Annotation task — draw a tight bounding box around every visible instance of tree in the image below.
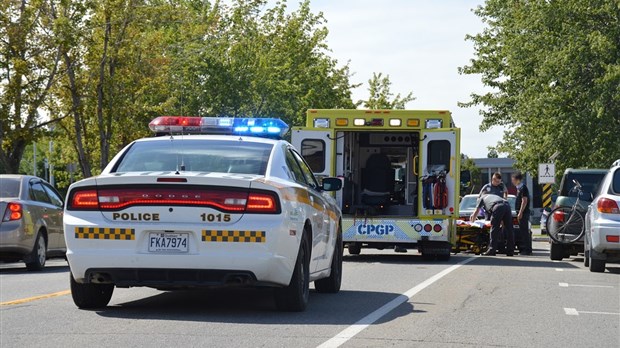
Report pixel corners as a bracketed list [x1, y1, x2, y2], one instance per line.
[359, 72, 415, 109]
[0, 0, 61, 173]
[487, 148, 499, 158]
[459, 0, 620, 175]
[461, 154, 482, 195]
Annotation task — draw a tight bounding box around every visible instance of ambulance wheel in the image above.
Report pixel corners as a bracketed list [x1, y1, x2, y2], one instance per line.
[70, 273, 114, 309]
[315, 227, 343, 293]
[347, 243, 361, 255]
[275, 234, 310, 312]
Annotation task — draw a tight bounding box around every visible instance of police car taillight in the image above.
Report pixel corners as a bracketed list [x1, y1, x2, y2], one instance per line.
[149, 116, 289, 138]
[69, 187, 280, 214]
[246, 193, 278, 213]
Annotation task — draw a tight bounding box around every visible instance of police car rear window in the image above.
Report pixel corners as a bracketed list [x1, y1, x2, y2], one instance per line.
[114, 140, 273, 175]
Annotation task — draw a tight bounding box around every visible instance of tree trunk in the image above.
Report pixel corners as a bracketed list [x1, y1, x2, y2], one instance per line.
[97, 12, 111, 170]
[63, 52, 92, 178]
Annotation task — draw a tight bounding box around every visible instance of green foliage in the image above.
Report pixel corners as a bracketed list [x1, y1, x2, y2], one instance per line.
[359, 72, 415, 110]
[460, 0, 620, 175]
[0, 0, 61, 173]
[461, 154, 482, 195]
[1, 0, 357, 178]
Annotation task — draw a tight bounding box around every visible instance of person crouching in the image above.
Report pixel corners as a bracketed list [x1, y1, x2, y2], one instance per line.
[470, 192, 514, 256]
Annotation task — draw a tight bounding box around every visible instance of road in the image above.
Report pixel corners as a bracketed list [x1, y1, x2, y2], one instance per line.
[1, 241, 619, 348]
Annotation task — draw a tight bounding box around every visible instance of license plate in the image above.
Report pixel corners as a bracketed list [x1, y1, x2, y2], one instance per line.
[148, 232, 189, 253]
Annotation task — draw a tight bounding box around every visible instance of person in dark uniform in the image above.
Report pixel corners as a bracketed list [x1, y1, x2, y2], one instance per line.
[479, 172, 508, 199]
[470, 193, 514, 256]
[512, 171, 532, 255]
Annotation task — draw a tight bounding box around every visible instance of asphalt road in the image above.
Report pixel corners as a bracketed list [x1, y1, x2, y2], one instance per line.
[1, 242, 619, 348]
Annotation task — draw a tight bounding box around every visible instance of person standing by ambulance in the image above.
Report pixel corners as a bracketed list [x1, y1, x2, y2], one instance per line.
[512, 172, 532, 255]
[479, 172, 508, 199]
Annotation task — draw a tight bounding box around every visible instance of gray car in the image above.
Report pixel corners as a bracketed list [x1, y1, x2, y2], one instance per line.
[0, 175, 66, 270]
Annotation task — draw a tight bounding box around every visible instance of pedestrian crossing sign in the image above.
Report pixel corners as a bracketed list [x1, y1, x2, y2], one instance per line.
[538, 163, 555, 184]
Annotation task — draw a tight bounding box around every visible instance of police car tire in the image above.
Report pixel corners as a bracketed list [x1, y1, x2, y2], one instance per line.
[347, 243, 361, 255]
[275, 236, 310, 312]
[315, 227, 343, 294]
[70, 273, 114, 309]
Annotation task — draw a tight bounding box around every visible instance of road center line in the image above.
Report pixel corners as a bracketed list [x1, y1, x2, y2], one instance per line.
[564, 308, 620, 316]
[317, 257, 476, 348]
[0, 290, 71, 307]
[559, 282, 614, 288]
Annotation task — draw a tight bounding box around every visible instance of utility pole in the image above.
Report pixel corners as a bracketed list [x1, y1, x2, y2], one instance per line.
[49, 140, 54, 186]
[33, 141, 37, 176]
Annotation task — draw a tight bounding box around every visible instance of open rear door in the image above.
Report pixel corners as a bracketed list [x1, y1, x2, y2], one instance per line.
[419, 128, 460, 217]
[291, 129, 334, 177]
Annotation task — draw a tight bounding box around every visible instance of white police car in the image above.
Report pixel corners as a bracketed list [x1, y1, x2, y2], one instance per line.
[64, 117, 343, 311]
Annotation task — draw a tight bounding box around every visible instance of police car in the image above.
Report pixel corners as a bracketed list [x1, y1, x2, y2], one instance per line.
[64, 117, 343, 312]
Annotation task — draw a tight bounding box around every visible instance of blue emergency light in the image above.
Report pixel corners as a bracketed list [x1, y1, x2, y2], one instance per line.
[149, 116, 289, 138]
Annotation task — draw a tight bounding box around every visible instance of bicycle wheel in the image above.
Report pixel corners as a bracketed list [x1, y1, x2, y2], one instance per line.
[546, 206, 585, 244]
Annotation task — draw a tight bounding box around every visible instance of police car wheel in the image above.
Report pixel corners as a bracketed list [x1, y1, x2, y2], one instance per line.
[70, 273, 114, 309]
[275, 234, 310, 312]
[315, 226, 343, 293]
[347, 243, 361, 255]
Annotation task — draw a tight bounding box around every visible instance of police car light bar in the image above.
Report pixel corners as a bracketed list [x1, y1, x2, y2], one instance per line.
[149, 116, 289, 138]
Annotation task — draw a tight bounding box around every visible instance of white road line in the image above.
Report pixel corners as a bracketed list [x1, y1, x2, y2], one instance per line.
[578, 311, 620, 316]
[564, 308, 620, 316]
[558, 282, 614, 288]
[555, 268, 564, 272]
[317, 257, 476, 348]
[564, 308, 579, 315]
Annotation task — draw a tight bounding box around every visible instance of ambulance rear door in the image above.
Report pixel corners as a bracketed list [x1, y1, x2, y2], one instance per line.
[419, 127, 460, 218]
[291, 129, 334, 178]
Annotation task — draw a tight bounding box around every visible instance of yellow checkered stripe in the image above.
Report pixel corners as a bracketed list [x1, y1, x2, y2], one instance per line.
[74, 227, 135, 240]
[202, 230, 266, 243]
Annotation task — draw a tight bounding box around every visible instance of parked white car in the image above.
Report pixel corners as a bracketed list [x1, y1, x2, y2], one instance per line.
[584, 159, 620, 272]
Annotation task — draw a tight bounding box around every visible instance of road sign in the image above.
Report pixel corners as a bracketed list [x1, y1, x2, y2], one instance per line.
[538, 163, 555, 184]
[542, 184, 553, 208]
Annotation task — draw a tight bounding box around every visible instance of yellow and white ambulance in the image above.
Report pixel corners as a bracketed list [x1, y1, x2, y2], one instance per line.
[292, 109, 461, 260]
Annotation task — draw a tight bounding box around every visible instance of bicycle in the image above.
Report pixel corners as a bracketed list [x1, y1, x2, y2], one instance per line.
[546, 180, 589, 244]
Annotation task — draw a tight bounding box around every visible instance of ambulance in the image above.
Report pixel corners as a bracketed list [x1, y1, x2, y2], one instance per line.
[292, 109, 462, 260]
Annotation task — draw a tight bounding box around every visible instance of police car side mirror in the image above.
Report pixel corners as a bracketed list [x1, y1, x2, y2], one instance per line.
[321, 177, 342, 191]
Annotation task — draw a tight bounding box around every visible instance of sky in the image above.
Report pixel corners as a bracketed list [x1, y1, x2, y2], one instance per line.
[290, 0, 504, 158]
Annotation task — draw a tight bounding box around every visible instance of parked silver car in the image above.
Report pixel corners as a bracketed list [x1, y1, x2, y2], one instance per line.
[0, 175, 66, 270]
[584, 160, 620, 272]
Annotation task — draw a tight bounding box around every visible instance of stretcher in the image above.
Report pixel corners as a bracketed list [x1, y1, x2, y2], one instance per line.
[453, 220, 491, 255]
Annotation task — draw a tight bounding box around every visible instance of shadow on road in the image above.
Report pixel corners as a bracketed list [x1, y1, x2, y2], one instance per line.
[0, 262, 69, 275]
[97, 288, 428, 325]
[344, 251, 581, 269]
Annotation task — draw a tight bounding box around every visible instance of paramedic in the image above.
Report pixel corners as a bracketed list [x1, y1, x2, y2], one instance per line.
[512, 171, 532, 255]
[470, 193, 514, 256]
[479, 172, 508, 199]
